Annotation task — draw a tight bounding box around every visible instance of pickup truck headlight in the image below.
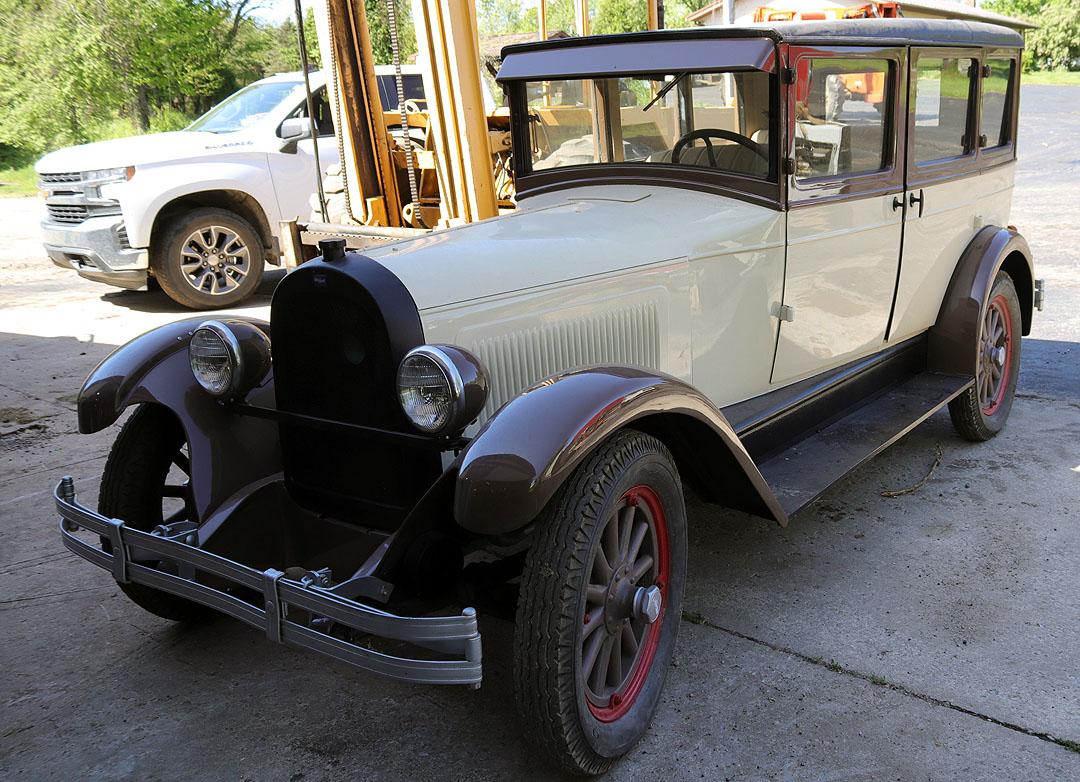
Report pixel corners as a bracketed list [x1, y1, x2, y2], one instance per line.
[81, 166, 135, 185]
[189, 320, 270, 399]
[397, 345, 488, 436]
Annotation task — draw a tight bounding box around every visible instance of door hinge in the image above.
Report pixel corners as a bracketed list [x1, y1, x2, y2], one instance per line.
[781, 67, 796, 85]
[783, 157, 796, 176]
[772, 303, 795, 322]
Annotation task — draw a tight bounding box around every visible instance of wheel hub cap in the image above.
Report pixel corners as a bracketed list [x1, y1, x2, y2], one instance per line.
[179, 224, 251, 296]
[580, 485, 670, 722]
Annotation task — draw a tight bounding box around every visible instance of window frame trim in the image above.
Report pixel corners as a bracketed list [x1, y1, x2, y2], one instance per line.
[906, 47, 983, 186]
[976, 49, 1020, 162]
[784, 45, 907, 208]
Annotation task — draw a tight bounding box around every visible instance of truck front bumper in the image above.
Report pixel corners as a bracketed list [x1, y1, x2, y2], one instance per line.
[42, 217, 150, 291]
[55, 478, 483, 686]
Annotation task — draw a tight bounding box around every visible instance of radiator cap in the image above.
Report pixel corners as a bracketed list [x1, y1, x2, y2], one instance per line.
[319, 238, 347, 263]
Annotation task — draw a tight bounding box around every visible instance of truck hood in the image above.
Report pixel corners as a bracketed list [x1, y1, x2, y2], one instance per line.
[35, 131, 257, 173]
[365, 185, 782, 311]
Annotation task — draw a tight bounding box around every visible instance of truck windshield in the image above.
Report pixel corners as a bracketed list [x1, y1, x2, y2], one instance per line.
[524, 70, 772, 179]
[188, 81, 303, 133]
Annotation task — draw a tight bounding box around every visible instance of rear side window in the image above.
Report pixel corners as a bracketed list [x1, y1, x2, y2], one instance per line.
[793, 58, 892, 180]
[981, 58, 1015, 149]
[912, 56, 976, 163]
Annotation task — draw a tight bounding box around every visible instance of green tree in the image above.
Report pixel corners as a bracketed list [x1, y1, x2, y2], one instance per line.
[365, 0, 417, 64]
[986, 0, 1080, 70]
[592, 0, 648, 35]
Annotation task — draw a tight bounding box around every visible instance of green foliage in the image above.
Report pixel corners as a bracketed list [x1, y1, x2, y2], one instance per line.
[365, 0, 417, 64]
[592, 0, 647, 35]
[986, 0, 1080, 70]
[0, 0, 322, 159]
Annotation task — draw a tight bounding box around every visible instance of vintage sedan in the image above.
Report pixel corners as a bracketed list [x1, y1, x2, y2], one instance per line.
[57, 19, 1039, 775]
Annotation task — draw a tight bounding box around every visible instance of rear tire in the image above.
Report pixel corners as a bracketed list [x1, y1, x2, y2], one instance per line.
[948, 271, 1022, 442]
[152, 207, 264, 310]
[98, 405, 211, 622]
[513, 430, 687, 775]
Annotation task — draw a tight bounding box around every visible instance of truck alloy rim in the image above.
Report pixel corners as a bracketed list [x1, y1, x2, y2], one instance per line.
[180, 225, 252, 296]
[978, 294, 1012, 416]
[580, 484, 669, 722]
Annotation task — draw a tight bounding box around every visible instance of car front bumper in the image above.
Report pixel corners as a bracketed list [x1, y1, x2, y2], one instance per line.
[55, 477, 483, 686]
[42, 216, 150, 291]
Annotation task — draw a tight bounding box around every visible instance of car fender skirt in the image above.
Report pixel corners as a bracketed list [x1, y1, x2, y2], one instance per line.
[454, 367, 788, 534]
[76, 316, 281, 521]
[929, 226, 1033, 376]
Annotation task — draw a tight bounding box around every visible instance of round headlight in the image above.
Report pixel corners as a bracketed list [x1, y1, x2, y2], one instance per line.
[397, 345, 488, 436]
[189, 321, 242, 397]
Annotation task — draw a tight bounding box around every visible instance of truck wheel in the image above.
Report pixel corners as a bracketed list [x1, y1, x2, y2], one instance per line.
[98, 405, 211, 622]
[153, 207, 264, 310]
[948, 271, 1022, 442]
[514, 430, 687, 775]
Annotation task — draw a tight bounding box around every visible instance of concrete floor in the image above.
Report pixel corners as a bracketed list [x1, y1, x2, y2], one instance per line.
[1, 85, 1077, 781]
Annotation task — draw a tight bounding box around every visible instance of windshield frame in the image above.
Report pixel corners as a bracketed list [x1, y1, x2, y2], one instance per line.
[507, 64, 782, 208]
[187, 80, 305, 134]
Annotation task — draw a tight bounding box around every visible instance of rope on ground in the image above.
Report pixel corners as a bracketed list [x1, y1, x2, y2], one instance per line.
[880, 445, 943, 498]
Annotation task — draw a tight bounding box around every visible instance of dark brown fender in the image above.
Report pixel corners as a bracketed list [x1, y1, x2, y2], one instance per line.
[77, 317, 281, 522]
[454, 366, 788, 535]
[929, 226, 1034, 375]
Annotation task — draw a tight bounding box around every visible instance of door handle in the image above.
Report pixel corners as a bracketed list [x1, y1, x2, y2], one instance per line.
[891, 195, 904, 212]
[909, 189, 924, 218]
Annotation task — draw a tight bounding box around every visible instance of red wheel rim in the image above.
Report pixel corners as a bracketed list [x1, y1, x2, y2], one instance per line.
[979, 294, 1013, 416]
[581, 484, 670, 723]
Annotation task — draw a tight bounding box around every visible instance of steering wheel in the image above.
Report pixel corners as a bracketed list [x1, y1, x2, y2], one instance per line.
[671, 129, 768, 167]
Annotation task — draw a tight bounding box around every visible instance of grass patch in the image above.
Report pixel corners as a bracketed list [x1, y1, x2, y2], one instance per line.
[1023, 70, 1080, 86]
[0, 150, 39, 198]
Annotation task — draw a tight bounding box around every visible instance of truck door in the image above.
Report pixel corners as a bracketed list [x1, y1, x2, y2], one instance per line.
[269, 88, 341, 222]
[887, 49, 1018, 343]
[771, 46, 907, 385]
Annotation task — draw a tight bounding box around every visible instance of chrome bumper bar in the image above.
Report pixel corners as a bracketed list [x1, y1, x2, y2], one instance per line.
[55, 477, 482, 686]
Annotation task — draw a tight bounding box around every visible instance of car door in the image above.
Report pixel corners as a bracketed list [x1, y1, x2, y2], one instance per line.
[268, 88, 340, 222]
[771, 47, 907, 385]
[887, 48, 1018, 343]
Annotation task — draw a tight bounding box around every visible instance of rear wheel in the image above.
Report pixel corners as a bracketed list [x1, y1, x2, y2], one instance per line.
[948, 271, 1022, 441]
[152, 207, 264, 310]
[98, 404, 210, 622]
[514, 430, 687, 775]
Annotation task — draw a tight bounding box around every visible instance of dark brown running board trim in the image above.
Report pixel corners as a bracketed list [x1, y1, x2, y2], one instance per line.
[757, 372, 973, 517]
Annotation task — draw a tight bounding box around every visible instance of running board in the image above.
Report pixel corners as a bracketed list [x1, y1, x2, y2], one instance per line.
[757, 372, 973, 517]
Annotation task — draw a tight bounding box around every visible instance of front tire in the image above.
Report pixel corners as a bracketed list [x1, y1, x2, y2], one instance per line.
[152, 207, 264, 310]
[98, 405, 211, 622]
[948, 271, 1022, 441]
[514, 430, 687, 775]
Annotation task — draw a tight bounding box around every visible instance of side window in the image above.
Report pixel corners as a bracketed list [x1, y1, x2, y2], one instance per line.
[793, 58, 892, 180]
[980, 58, 1015, 149]
[912, 56, 976, 163]
[290, 89, 335, 137]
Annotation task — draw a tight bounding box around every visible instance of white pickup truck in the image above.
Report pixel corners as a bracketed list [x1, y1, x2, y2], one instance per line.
[34, 72, 361, 309]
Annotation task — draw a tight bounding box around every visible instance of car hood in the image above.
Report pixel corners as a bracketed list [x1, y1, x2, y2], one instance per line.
[35, 131, 257, 173]
[365, 185, 783, 311]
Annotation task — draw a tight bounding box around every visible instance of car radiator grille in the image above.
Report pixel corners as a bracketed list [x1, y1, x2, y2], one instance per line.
[470, 301, 661, 422]
[46, 204, 90, 224]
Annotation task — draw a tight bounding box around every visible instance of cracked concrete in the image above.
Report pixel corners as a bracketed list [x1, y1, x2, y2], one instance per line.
[0, 85, 1077, 780]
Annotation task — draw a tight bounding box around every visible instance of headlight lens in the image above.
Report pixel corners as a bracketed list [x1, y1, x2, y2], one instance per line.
[397, 347, 458, 433]
[82, 166, 134, 185]
[189, 322, 240, 396]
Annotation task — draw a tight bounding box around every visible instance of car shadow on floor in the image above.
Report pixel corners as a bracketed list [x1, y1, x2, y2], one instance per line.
[99, 268, 287, 314]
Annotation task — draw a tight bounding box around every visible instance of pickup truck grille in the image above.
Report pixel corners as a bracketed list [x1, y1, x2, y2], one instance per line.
[46, 204, 90, 224]
[39, 172, 82, 185]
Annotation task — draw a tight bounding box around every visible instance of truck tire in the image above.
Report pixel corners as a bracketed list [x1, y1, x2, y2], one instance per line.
[153, 207, 264, 310]
[514, 430, 687, 775]
[98, 404, 211, 622]
[949, 271, 1022, 442]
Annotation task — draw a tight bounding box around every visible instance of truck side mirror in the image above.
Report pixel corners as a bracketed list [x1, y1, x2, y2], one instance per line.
[278, 117, 312, 153]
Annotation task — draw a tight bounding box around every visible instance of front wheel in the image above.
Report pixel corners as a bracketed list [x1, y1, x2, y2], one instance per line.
[152, 207, 264, 310]
[513, 430, 687, 775]
[98, 404, 211, 622]
[948, 271, 1022, 441]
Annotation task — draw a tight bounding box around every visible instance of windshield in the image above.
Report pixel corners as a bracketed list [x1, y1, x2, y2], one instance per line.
[523, 70, 773, 179]
[188, 81, 303, 133]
